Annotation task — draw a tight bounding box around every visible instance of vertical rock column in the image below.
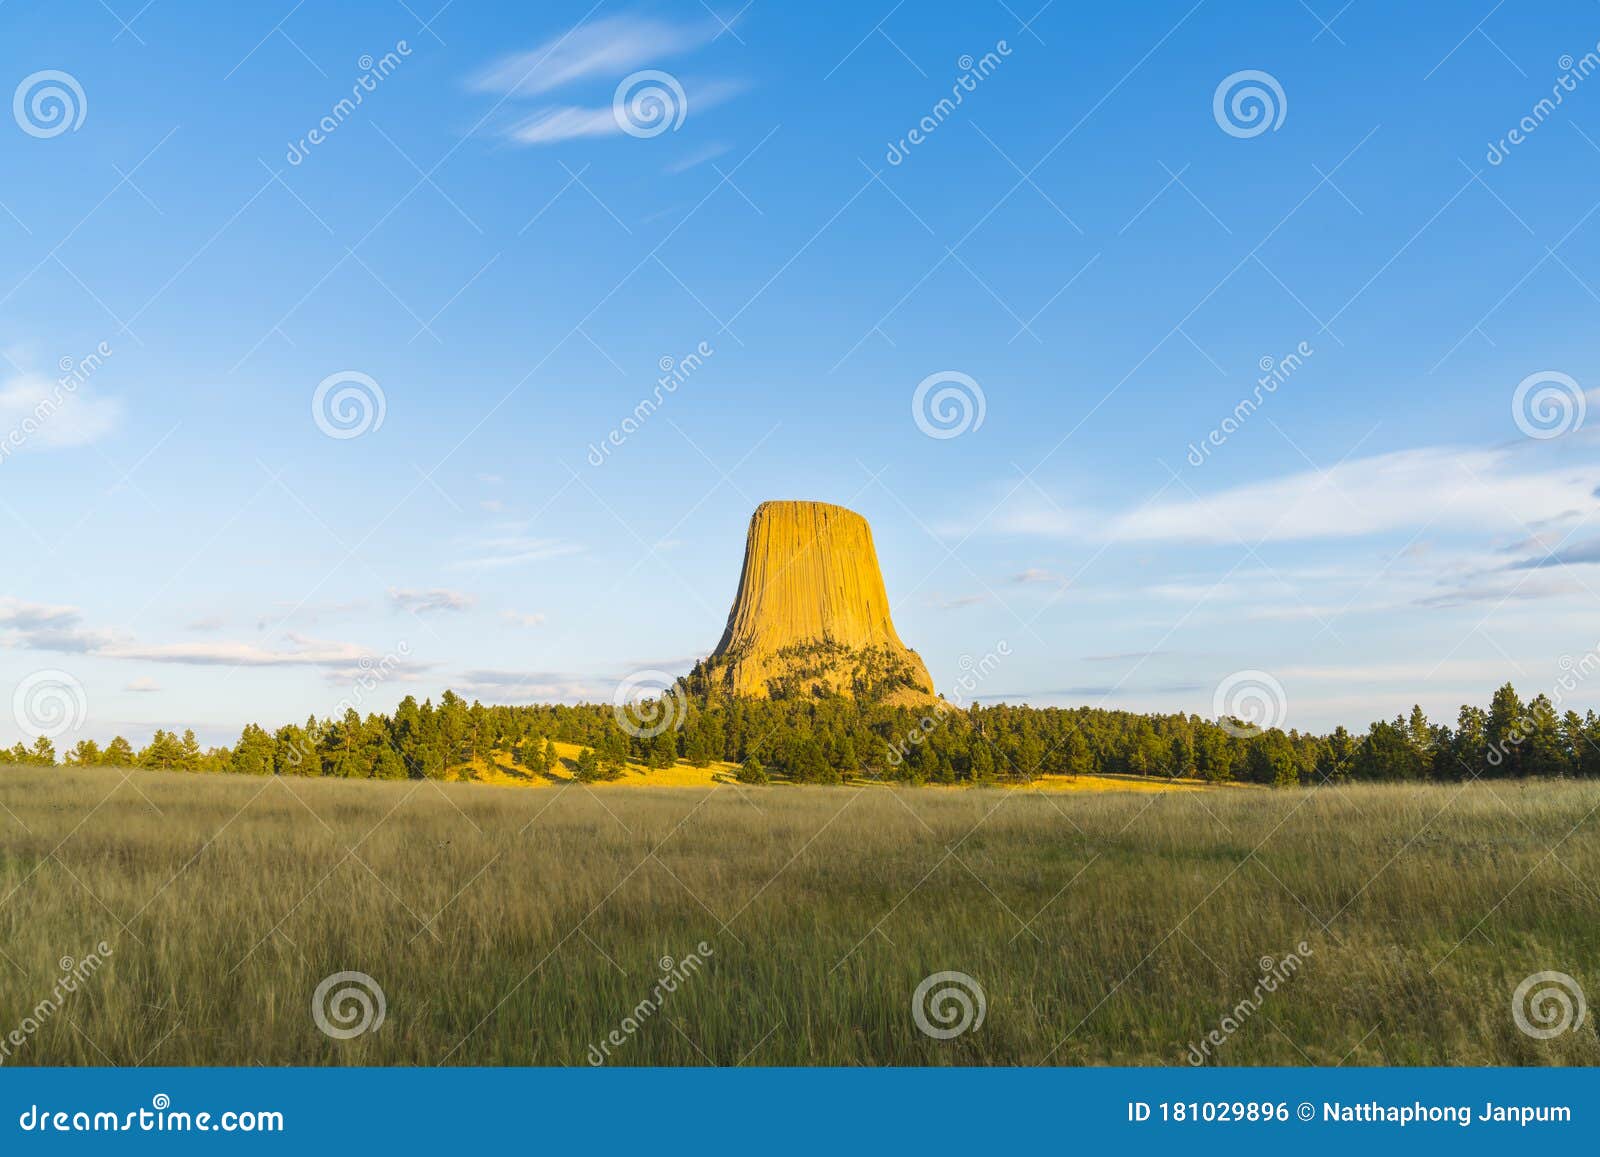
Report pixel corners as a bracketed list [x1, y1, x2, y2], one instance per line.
[705, 501, 935, 701]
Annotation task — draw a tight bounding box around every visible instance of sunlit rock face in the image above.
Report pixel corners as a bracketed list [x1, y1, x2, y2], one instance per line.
[699, 501, 937, 705]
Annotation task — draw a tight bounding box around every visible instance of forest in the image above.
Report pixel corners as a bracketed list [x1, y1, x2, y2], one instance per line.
[2, 680, 1596, 787]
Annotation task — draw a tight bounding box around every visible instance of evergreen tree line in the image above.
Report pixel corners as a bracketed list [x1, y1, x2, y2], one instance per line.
[6, 682, 1600, 788]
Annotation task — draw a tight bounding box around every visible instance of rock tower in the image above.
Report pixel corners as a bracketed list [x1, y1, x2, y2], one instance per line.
[698, 501, 936, 704]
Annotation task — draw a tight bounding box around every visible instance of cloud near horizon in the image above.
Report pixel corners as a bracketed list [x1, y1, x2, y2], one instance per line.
[2, 597, 416, 673]
[454, 668, 605, 703]
[101, 635, 375, 667]
[962, 446, 1600, 547]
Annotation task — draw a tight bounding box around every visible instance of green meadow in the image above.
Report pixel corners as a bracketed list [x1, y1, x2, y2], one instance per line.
[1, 766, 1595, 1066]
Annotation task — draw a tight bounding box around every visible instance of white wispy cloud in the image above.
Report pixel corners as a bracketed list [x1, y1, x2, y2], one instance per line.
[1012, 567, 1067, 586]
[103, 634, 374, 667]
[454, 529, 582, 569]
[321, 661, 430, 685]
[471, 13, 744, 147]
[4, 596, 413, 672]
[454, 654, 701, 703]
[506, 105, 623, 144]
[965, 446, 1600, 546]
[471, 15, 715, 97]
[455, 668, 604, 703]
[0, 596, 113, 652]
[1115, 448, 1598, 544]
[255, 599, 366, 631]
[0, 596, 84, 632]
[501, 611, 547, 627]
[1274, 659, 1545, 684]
[1506, 534, 1600, 569]
[387, 587, 475, 614]
[0, 371, 121, 449]
[664, 140, 731, 174]
[504, 79, 744, 146]
[124, 676, 161, 692]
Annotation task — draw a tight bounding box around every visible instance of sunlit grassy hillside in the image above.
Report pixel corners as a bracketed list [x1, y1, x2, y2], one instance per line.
[461, 740, 1232, 793]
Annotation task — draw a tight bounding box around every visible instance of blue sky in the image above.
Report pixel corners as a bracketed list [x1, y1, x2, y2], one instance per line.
[4, 0, 1600, 745]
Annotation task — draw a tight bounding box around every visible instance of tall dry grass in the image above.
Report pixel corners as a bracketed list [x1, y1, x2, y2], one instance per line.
[1, 766, 1596, 1065]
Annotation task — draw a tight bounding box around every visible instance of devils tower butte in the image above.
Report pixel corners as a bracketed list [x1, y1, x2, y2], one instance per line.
[699, 501, 936, 704]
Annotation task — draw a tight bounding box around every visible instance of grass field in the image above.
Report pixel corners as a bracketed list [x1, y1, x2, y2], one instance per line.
[1, 765, 1596, 1066]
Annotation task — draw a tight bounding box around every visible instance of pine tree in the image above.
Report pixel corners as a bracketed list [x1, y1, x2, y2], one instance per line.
[1060, 727, 1093, 778]
[1581, 712, 1600, 778]
[1014, 733, 1046, 780]
[685, 726, 715, 768]
[1521, 695, 1567, 778]
[273, 724, 311, 775]
[836, 736, 859, 774]
[646, 731, 677, 769]
[373, 745, 407, 780]
[180, 729, 202, 771]
[574, 748, 601, 783]
[1486, 683, 1526, 777]
[139, 729, 185, 770]
[968, 738, 996, 782]
[103, 736, 136, 767]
